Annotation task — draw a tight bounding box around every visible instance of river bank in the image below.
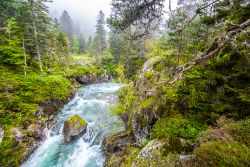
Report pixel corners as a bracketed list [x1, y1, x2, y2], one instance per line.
[22, 83, 125, 167]
[0, 63, 107, 167]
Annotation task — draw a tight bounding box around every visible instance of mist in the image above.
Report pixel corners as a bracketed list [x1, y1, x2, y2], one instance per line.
[47, 0, 178, 38]
[48, 0, 112, 37]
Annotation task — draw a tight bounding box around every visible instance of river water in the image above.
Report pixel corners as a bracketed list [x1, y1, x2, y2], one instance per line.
[22, 83, 125, 167]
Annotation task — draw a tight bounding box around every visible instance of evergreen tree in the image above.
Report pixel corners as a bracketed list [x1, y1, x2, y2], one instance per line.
[60, 10, 74, 37]
[74, 22, 81, 38]
[87, 36, 94, 55]
[79, 34, 86, 53]
[0, 18, 23, 67]
[94, 10, 107, 65]
[108, 30, 122, 64]
[0, 0, 17, 26]
[72, 34, 80, 54]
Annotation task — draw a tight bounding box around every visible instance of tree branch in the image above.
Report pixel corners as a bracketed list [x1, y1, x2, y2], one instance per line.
[167, 18, 250, 85]
[175, 0, 221, 33]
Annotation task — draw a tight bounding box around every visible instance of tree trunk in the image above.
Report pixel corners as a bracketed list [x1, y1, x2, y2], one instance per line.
[31, 0, 44, 78]
[22, 37, 27, 77]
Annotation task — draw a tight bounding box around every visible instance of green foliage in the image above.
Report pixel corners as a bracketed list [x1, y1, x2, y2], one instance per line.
[110, 85, 136, 130]
[226, 119, 250, 147]
[123, 56, 146, 80]
[173, 42, 250, 123]
[141, 139, 149, 147]
[72, 34, 80, 53]
[192, 141, 250, 167]
[110, 103, 126, 116]
[0, 18, 23, 67]
[138, 97, 156, 111]
[115, 64, 126, 82]
[111, 85, 136, 115]
[151, 115, 207, 139]
[144, 71, 154, 80]
[162, 137, 183, 155]
[66, 64, 103, 77]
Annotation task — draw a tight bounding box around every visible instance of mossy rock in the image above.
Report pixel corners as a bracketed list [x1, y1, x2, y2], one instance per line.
[132, 138, 185, 167]
[191, 141, 250, 167]
[102, 131, 137, 167]
[62, 115, 87, 142]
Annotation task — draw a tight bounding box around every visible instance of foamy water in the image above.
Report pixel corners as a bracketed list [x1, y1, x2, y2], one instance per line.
[22, 83, 125, 167]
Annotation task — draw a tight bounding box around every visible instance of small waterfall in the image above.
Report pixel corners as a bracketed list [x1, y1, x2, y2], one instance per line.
[22, 83, 125, 167]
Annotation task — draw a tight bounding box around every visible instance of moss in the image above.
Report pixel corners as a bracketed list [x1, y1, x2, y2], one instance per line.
[191, 141, 250, 167]
[226, 119, 250, 147]
[139, 97, 155, 110]
[120, 146, 140, 167]
[144, 71, 154, 80]
[151, 115, 207, 139]
[103, 131, 137, 167]
[162, 137, 183, 155]
[66, 115, 87, 130]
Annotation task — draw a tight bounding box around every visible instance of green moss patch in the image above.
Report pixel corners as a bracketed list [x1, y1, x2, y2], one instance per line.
[192, 141, 250, 167]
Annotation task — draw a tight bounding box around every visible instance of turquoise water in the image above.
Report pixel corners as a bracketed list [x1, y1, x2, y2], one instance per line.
[22, 83, 125, 167]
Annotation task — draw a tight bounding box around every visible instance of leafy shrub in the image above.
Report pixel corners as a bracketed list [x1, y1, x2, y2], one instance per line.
[151, 115, 207, 139]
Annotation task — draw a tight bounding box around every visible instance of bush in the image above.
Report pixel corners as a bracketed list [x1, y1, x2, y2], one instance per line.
[151, 115, 207, 139]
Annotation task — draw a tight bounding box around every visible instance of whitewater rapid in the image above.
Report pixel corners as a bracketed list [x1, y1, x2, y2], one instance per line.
[22, 83, 125, 167]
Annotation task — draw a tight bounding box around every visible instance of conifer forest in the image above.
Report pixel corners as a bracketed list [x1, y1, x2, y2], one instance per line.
[0, 0, 249, 167]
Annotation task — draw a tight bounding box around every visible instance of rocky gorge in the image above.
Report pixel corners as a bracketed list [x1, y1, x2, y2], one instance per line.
[101, 55, 250, 167]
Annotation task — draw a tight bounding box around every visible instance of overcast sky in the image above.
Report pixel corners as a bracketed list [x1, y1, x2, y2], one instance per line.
[48, 0, 177, 37]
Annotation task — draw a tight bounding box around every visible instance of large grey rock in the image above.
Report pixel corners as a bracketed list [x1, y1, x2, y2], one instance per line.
[132, 138, 194, 167]
[27, 121, 46, 141]
[131, 57, 162, 144]
[142, 56, 161, 73]
[11, 127, 26, 144]
[0, 126, 4, 143]
[63, 115, 88, 142]
[133, 139, 167, 164]
[132, 113, 153, 144]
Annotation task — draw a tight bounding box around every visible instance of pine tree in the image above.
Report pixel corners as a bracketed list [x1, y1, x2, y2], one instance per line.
[60, 10, 74, 37]
[79, 34, 86, 53]
[72, 34, 80, 54]
[108, 30, 122, 64]
[94, 10, 107, 65]
[0, 18, 23, 67]
[87, 36, 94, 55]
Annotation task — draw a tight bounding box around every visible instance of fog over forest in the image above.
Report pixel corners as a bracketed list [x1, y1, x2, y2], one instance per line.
[48, 0, 178, 37]
[48, 0, 113, 37]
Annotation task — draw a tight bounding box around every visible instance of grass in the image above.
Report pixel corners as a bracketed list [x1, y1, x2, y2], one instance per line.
[70, 53, 95, 65]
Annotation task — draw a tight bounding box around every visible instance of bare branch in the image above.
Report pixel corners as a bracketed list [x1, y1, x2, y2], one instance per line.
[175, 0, 221, 33]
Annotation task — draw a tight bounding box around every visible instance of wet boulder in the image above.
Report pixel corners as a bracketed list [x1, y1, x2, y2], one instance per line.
[132, 138, 194, 167]
[63, 115, 88, 142]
